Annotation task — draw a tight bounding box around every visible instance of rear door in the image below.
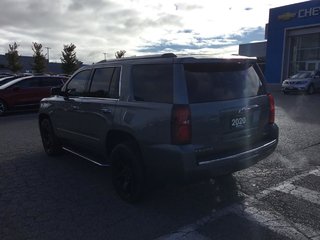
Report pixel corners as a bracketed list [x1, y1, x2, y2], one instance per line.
[8, 77, 41, 107]
[76, 66, 121, 158]
[183, 61, 270, 157]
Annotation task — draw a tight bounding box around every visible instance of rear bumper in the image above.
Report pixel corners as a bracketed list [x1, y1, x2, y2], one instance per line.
[142, 124, 278, 183]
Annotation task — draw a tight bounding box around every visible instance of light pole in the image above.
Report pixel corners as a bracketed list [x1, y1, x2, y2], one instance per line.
[45, 47, 51, 63]
[103, 52, 107, 61]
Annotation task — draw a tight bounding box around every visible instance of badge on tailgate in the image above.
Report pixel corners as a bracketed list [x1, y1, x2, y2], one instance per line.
[231, 116, 246, 128]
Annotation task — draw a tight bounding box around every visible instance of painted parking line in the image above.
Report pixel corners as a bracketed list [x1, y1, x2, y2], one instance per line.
[242, 198, 320, 240]
[156, 199, 319, 240]
[274, 183, 320, 206]
[312, 170, 320, 177]
[155, 167, 320, 240]
[256, 168, 320, 200]
[155, 203, 239, 240]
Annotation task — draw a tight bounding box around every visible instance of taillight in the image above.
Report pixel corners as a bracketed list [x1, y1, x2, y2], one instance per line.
[268, 93, 275, 124]
[171, 105, 191, 144]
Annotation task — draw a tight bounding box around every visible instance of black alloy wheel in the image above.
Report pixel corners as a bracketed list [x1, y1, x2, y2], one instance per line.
[111, 142, 145, 203]
[40, 118, 62, 156]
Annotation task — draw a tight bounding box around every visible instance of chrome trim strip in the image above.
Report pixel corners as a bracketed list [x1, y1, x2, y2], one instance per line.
[198, 139, 277, 166]
[62, 147, 110, 167]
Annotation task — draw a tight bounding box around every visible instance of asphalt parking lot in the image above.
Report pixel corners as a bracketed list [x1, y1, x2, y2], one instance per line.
[0, 91, 320, 240]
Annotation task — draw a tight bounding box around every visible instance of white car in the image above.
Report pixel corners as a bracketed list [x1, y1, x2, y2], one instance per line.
[282, 71, 320, 94]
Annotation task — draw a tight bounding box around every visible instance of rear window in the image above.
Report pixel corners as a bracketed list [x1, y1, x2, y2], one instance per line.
[184, 63, 265, 103]
[132, 64, 173, 103]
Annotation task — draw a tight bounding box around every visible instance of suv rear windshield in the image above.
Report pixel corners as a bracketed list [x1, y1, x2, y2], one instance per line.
[184, 63, 265, 103]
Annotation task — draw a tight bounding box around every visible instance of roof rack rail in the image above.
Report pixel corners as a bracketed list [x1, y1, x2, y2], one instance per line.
[117, 53, 177, 60]
[95, 53, 177, 64]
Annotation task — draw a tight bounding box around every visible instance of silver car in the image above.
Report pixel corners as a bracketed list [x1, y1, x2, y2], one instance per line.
[282, 71, 320, 94]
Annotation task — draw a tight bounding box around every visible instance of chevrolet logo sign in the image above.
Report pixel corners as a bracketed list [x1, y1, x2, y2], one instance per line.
[278, 12, 296, 21]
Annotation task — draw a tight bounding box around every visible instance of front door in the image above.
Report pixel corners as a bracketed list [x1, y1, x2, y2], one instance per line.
[52, 69, 92, 145]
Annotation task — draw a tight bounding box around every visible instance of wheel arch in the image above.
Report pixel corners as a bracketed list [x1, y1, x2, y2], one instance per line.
[106, 130, 141, 156]
[0, 98, 8, 108]
[39, 113, 50, 125]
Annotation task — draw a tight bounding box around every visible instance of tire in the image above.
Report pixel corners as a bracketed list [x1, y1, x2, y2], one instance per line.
[0, 100, 7, 116]
[307, 84, 315, 95]
[39, 118, 62, 156]
[111, 142, 145, 203]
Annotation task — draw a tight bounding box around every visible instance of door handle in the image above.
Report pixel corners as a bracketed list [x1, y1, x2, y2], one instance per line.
[101, 108, 112, 114]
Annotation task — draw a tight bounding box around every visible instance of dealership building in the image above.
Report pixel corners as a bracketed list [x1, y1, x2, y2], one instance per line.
[240, 0, 320, 84]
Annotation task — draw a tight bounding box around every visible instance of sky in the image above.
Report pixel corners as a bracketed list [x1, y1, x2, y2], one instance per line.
[0, 0, 307, 64]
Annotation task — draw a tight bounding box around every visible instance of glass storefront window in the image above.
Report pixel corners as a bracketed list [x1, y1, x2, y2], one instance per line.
[288, 32, 320, 76]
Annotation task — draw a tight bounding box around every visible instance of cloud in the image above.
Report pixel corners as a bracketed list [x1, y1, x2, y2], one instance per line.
[0, 0, 306, 64]
[174, 3, 203, 11]
[138, 26, 264, 56]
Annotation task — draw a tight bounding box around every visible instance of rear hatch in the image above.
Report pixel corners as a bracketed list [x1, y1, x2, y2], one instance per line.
[183, 61, 272, 162]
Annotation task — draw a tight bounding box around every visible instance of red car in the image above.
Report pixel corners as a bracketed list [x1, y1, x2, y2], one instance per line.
[0, 75, 67, 116]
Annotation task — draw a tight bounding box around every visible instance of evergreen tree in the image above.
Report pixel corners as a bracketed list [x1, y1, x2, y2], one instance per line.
[60, 43, 80, 75]
[115, 50, 126, 59]
[5, 42, 22, 73]
[32, 42, 47, 73]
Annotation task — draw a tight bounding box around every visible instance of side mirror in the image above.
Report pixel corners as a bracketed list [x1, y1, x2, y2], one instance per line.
[51, 87, 63, 96]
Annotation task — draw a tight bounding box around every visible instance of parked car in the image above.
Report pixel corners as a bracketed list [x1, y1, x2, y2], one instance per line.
[0, 74, 32, 86]
[281, 70, 320, 94]
[0, 75, 67, 115]
[0, 73, 14, 79]
[39, 53, 279, 202]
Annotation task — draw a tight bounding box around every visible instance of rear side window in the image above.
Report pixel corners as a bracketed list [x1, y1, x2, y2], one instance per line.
[184, 63, 265, 103]
[89, 67, 120, 98]
[132, 64, 173, 103]
[14, 78, 40, 88]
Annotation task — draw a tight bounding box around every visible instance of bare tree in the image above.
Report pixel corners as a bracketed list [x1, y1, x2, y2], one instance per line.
[115, 50, 126, 59]
[60, 43, 80, 75]
[32, 42, 47, 73]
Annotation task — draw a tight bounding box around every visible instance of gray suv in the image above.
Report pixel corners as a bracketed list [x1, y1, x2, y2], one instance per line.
[39, 53, 278, 202]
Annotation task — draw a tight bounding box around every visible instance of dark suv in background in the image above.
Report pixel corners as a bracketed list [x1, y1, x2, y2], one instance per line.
[39, 53, 279, 202]
[0, 75, 67, 116]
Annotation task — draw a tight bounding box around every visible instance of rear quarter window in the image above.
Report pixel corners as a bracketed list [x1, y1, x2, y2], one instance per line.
[184, 63, 265, 103]
[132, 64, 173, 103]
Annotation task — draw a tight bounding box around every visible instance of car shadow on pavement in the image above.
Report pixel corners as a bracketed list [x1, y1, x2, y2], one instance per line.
[0, 150, 242, 240]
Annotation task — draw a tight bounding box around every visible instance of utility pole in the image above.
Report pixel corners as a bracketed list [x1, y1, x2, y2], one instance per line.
[103, 52, 107, 61]
[45, 47, 51, 63]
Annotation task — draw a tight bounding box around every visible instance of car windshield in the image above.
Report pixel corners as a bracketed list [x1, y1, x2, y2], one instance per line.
[290, 72, 312, 79]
